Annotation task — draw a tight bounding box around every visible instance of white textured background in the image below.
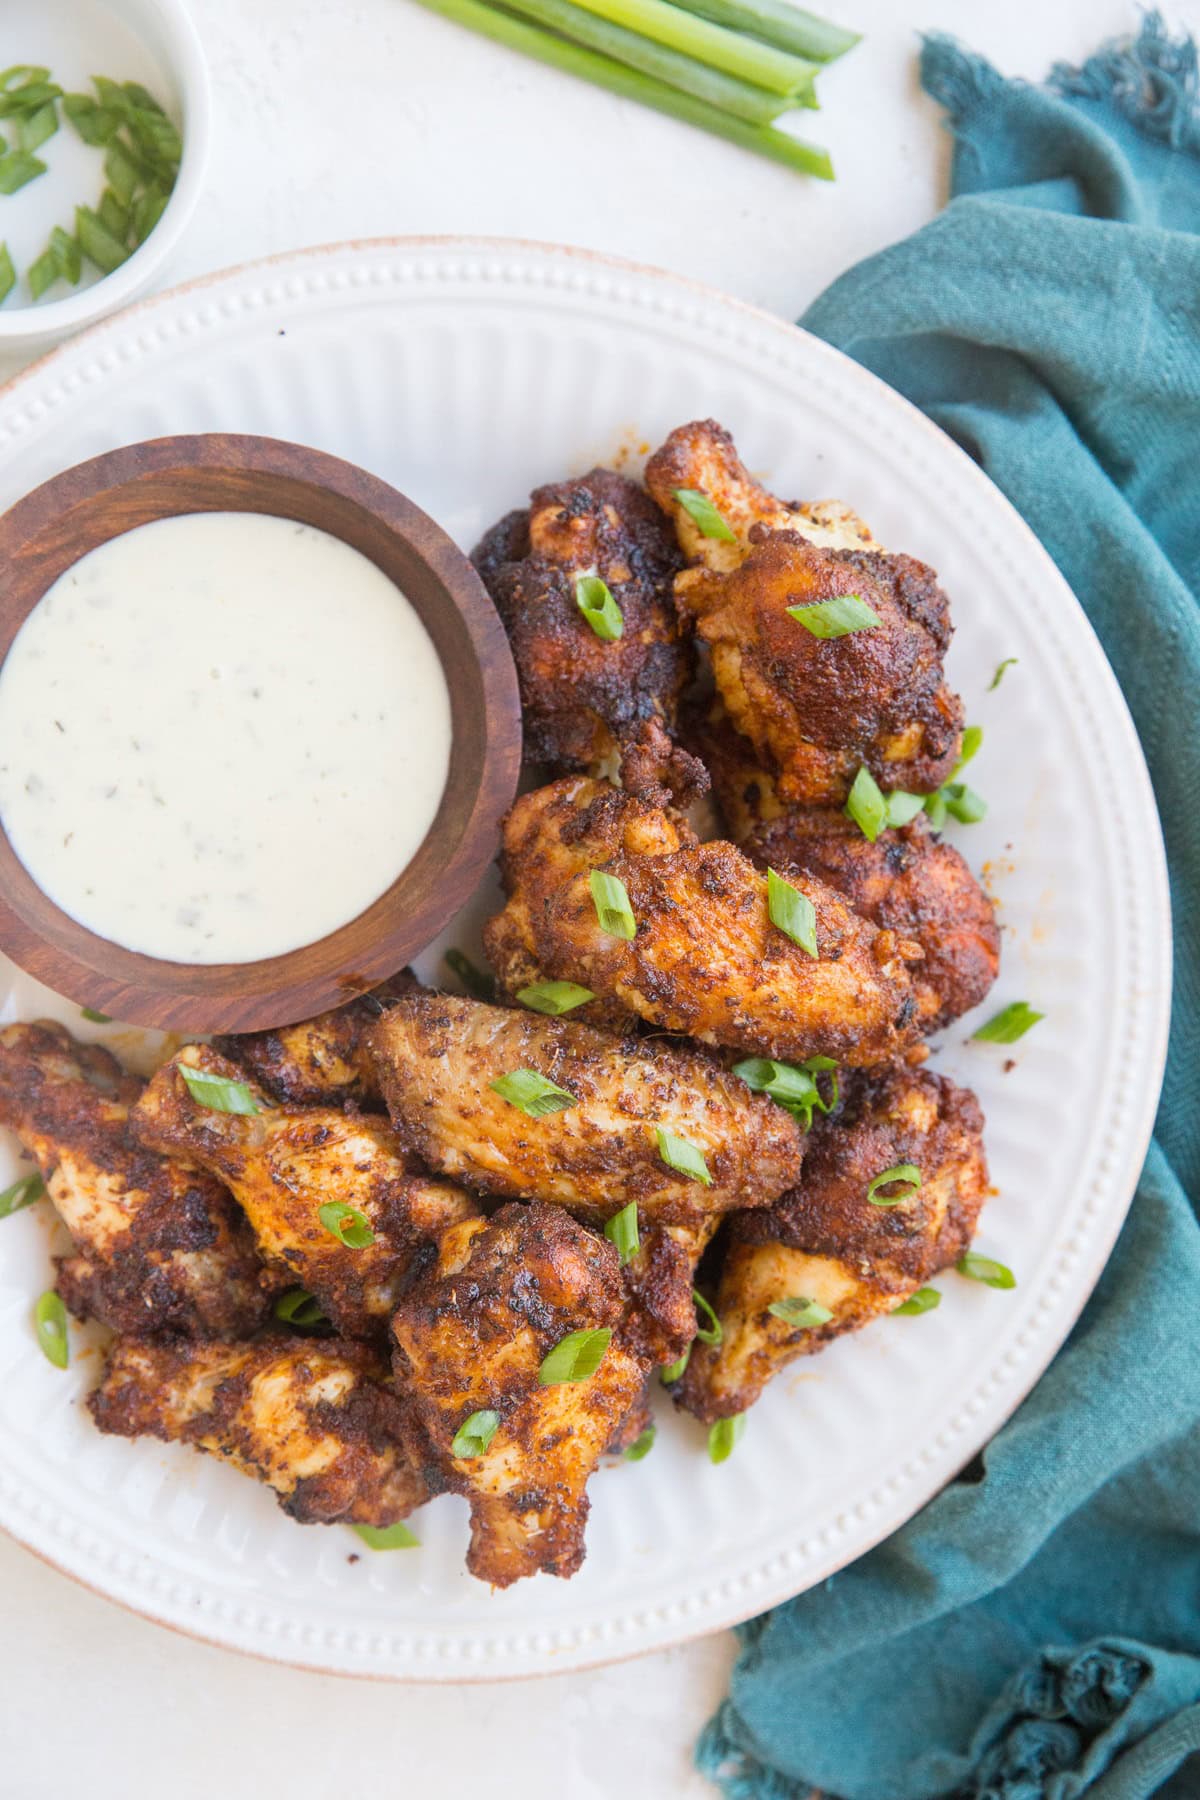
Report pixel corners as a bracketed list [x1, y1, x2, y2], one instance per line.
[0, 0, 1146, 1794]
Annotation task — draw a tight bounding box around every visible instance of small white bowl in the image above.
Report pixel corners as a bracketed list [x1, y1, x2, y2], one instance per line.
[0, 0, 210, 349]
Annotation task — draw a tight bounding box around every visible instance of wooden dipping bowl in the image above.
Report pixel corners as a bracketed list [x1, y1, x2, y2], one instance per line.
[0, 434, 522, 1031]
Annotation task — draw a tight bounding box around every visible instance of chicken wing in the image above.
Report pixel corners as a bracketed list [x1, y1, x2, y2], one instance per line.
[745, 807, 1000, 1031]
[392, 1201, 645, 1585]
[90, 1334, 435, 1526]
[472, 468, 687, 775]
[644, 417, 880, 573]
[214, 973, 415, 1108]
[681, 695, 787, 842]
[368, 993, 803, 1228]
[131, 1044, 479, 1340]
[677, 1067, 988, 1421]
[0, 1022, 266, 1337]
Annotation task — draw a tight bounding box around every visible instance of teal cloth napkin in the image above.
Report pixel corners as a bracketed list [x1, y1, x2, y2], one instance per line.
[697, 15, 1200, 1800]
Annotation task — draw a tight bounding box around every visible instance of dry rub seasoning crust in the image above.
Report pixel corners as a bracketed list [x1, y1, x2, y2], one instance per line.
[215, 972, 416, 1108]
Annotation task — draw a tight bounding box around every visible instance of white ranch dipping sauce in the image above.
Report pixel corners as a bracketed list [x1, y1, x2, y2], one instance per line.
[0, 512, 452, 964]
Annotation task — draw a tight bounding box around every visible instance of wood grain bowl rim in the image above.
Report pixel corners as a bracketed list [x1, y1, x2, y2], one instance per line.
[0, 433, 522, 1031]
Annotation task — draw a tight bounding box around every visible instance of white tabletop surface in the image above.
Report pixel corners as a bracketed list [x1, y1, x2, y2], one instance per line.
[0, 0, 1135, 1794]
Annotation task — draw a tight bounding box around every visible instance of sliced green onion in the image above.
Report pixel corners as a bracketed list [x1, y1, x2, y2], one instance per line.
[412, 0, 833, 177]
[539, 1326, 612, 1384]
[655, 1126, 712, 1186]
[786, 592, 880, 638]
[708, 1413, 745, 1463]
[767, 1295, 833, 1328]
[27, 248, 59, 301]
[17, 102, 58, 154]
[767, 866, 817, 956]
[670, 0, 858, 61]
[661, 1345, 691, 1383]
[845, 765, 887, 842]
[122, 80, 167, 116]
[0, 150, 46, 194]
[575, 573, 624, 641]
[589, 868, 636, 939]
[550, 0, 819, 94]
[179, 1064, 260, 1115]
[941, 781, 987, 824]
[103, 139, 140, 205]
[989, 658, 1018, 690]
[956, 1253, 1016, 1290]
[672, 486, 737, 540]
[75, 204, 130, 274]
[63, 94, 121, 146]
[624, 1425, 656, 1461]
[130, 185, 169, 246]
[0, 243, 13, 304]
[443, 946, 496, 1001]
[318, 1201, 375, 1249]
[972, 1001, 1044, 1044]
[956, 725, 983, 769]
[0, 1172, 44, 1218]
[452, 1409, 500, 1457]
[127, 107, 181, 169]
[0, 82, 62, 119]
[883, 790, 926, 828]
[98, 187, 131, 242]
[490, 1068, 578, 1117]
[893, 1286, 941, 1316]
[0, 67, 50, 91]
[604, 1200, 640, 1265]
[924, 789, 947, 831]
[34, 1290, 68, 1369]
[692, 1289, 722, 1346]
[273, 1287, 328, 1327]
[354, 1521, 420, 1550]
[80, 1005, 110, 1023]
[733, 1054, 837, 1129]
[867, 1163, 921, 1206]
[516, 979, 595, 1015]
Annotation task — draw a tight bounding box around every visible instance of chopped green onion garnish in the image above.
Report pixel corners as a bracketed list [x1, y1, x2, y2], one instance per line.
[786, 592, 880, 638]
[575, 573, 624, 641]
[63, 93, 120, 147]
[443, 946, 495, 1001]
[956, 1253, 1016, 1290]
[516, 979, 595, 1015]
[973, 1002, 1044, 1044]
[661, 1345, 691, 1384]
[17, 102, 58, 154]
[893, 1286, 941, 1315]
[956, 725, 983, 769]
[179, 1064, 260, 1115]
[80, 1006, 110, 1023]
[845, 765, 887, 842]
[490, 1068, 578, 1118]
[589, 868, 637, 939]
[692, 1289, 722, 1346]
[732, 1054, 837, 1129]
[27, 248, 59, 301]
[539, 1326, 612, 1384]
[672, 486, 736, 541]
[0, 1172, 44, 1218]
[0, 81, 62, 118]
[317, 1201, 375, 1249]
[0, 150, 46, 194]
[75, 204, 129, 273]
[655, 1126, 712, 1186]
[940, 781, 987, 825]
[867, 1163, 921, 1206]
[883, 790, 926, 828]
[604, 1200, 640, 1266]
[131, 185, 169, 246]
[989, 658, 1018, 690]
[273, 1287, 327, 1327]
[452, 1409, 500, 1457]
[0, 242, 13, 303]
[34, 1290, 68, 1369]
[104, 140, 139, 204]
[923, 789, 947, 830]
[767, 867, 817, 956]
[624, 1425, 656, 1461]
[97, 186, 130, 242]
[707, 1413, 745, 1464]
[0, 67, 50, 92]
[767, 1295, 833, 1328]
[353, 1521, 420, 1550]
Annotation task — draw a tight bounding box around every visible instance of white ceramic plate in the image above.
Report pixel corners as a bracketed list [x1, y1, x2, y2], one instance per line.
[0, 239, 1171, 1680]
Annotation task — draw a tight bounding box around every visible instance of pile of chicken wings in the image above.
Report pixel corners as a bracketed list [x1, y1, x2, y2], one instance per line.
[0, 420, 1000, 1588]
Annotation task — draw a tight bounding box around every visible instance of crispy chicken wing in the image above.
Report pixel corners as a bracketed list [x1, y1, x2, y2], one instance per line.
[131, 1044, 479, 1340]
[678, 1067, 988, 1421]
[681, 696, 787, 842]
[0, 1022, 266, 1337]
[215, 973, 415, 1107]
[90, 1334, 435, 1526]
[368, 993, 803, 1228]
[472, 468, 686, 775]
[745, 808, 1000, 1031]
[392, 1201, 645, 1585]
[645, 418, 879, 572]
